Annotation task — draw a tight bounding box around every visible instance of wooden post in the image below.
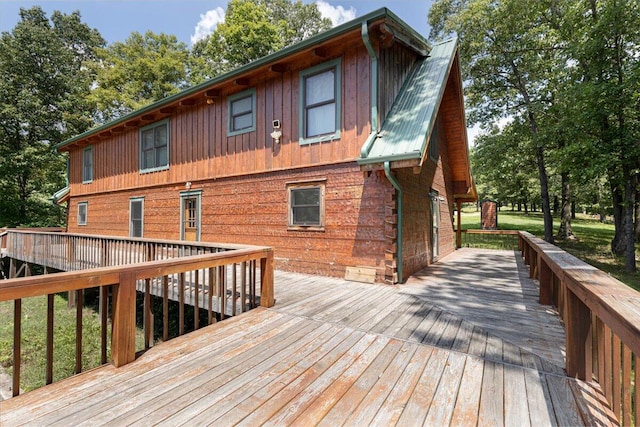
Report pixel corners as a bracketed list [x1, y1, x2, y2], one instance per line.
[456, 201, 462, 249]
[260, 251, 275, 308]
[111, 271, 137, 367]
[539, 259, 553, 305]
[565, 286, 591, 380]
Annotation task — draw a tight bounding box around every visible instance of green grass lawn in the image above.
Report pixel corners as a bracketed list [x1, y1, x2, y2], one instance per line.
[461, 209, 640, 291]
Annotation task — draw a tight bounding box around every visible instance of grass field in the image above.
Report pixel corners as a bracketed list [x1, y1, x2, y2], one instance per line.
[461, 208, 640, 291]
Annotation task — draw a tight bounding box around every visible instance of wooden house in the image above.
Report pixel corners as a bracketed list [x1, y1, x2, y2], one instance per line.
[55, 8, 476, 284]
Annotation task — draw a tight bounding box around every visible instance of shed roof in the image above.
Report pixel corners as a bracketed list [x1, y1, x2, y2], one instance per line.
[358, 38, 457, 165]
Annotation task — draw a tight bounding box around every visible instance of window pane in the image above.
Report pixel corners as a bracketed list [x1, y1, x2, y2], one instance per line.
[156, 146, 168, 167]
[131, 201, 142, 220]
[144, 150, 154, 169]
[154, 126, 167, 148]
[306, 70, 334, 105]
[293, 206, 320, 225]
[233, 113, 253, 131]
[307, 104, 336, 137]
[143, 130, 155, 150]
[292, 188, 320, 206]
[232, 96, 252, 115]
[132, 221, 142, 237]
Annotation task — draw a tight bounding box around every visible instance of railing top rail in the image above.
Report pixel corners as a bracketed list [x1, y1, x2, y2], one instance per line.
[519, 230, 640, 355]
[460, 229, 520, 235]
[0, 246, 272, 302]
[4, 229, 263, 251]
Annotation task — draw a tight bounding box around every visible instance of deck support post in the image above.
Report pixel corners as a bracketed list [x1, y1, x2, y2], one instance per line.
[566, 286, 591, 380]
[539, 259, 553, 305]
[260, 250, 275, 308]
[111, 271, 137, 367]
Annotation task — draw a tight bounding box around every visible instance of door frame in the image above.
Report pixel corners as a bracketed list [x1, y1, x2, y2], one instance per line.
[180, 190, 202, 241]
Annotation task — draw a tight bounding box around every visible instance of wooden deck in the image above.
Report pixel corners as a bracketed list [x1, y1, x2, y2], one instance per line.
[0, 249, 617, 426]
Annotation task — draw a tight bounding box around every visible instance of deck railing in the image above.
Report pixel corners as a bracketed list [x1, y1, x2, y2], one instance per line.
[0, 230, 274, 397]
[459, 229, 520, 250]
[519, 231, 639, 425]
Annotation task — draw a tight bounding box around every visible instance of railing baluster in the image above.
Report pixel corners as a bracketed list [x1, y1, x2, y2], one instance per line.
[144, 278, 152, 349]
[162, 275, 169, 342]
[100, 286, 108, 364]
[612, 334, 622, 419]
[13, 298, 21, 397]
[179, 272, 185, 335]
[75, 289, 83, 374]
[622, 344, 632, 426]
[208, 267, 215, 324]
[46, 294, 54, 384]
[194, 269, 200, 329]
[241, 261, 247, 313]
[232, 263, 237, 317]
[634, 353, 639, 427]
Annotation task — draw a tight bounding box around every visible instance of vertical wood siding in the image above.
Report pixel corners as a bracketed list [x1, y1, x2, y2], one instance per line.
[378, 43, 419, 125]
[69, 46, 372, 197]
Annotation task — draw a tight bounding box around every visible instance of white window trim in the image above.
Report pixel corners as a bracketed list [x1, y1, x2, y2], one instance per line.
[287, 182, 326, 231]
[139, 119, 170, 173]
[77, 201, 88, 226]
[129, 197, 144, 238]
[82, 146, 93, 184]
[227, 88, 256, 136]
[299, 58, 341, 145]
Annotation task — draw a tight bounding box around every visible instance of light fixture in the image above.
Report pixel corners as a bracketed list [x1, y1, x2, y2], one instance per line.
[271, 120, 282, 144]
[185, 181, 192, 190]
[206, 98, 214, 105]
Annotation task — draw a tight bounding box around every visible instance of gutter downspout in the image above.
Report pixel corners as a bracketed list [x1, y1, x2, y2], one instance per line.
[384, 161, 403, 283]
[360, 22, 378, 158]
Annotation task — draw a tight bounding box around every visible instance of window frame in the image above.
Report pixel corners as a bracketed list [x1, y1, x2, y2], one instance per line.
[77, 201, 88, 226]
[139, 119, 170, 173]
[129, 197, 144, 238]
[299, 58, 341, 145]
[82, 146, 93, 184]
[227, 88, 256, 136]
[287, 180, 326, 231]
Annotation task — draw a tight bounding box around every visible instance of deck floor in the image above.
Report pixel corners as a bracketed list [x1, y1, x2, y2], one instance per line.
[0, 249, 617, 426]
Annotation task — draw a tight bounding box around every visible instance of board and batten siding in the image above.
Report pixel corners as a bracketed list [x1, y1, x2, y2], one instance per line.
[67, 163, 393, 281]
[68, 46, 372, 197]
[378, 42, 420, 125]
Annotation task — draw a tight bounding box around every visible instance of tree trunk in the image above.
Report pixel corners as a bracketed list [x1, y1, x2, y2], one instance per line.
[635, 187, 639, 242]
[611, 179, 626, 255]
[571, 200, 576, 220]
[553, 195, 559, 216]
[557, 171, 576, 240]
[623, 166, 636, 272]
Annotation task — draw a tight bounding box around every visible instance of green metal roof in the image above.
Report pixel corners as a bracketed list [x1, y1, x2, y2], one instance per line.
[57, 7, 430, 150]
[358, 38, 457, 166]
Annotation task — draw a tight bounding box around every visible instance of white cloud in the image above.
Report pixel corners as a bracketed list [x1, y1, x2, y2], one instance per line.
[191, 7, 225, 45]
[316, 1, 356, 27]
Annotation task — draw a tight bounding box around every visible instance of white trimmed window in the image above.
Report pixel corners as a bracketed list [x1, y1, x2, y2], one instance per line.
[228, 88, 256, 136]
[287, 182, 325, 230]
[299, 59, 341, 144]
[140, 119, 169, 172]
[130, 198, 144, 238]
[78, 202, 88, 226]
[82, 146, 93, 183]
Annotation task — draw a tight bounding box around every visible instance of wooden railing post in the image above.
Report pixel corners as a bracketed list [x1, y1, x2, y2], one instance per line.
[111, 271, 137, 367]
[260, 250, 275, 308]
[539, 259, 553, 305]
[565, 286, 591, 380]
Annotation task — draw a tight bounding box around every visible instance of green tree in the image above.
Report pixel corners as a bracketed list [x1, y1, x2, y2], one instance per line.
[429, 0, 562, 243]
[89, 31, 189, 122]
[0, 7, 104, 227]
[190, 0, 331, 83]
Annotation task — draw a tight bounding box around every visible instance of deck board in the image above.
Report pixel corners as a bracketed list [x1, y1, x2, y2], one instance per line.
[0, 249, 617, 426]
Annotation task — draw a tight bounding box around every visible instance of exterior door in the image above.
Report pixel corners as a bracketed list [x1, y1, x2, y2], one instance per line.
[430, 191, 440, 262]
[181, 193, 201, 241]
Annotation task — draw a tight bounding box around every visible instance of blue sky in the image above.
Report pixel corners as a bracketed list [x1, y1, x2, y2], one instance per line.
[0, 1, 434, 46]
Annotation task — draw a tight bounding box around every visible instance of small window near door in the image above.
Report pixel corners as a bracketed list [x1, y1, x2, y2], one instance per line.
[130, 198, 144, 238]
[288, 182, 325, 230]
[78, 202, 88, 226]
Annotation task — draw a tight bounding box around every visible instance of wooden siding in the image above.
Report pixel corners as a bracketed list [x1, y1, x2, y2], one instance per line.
[67, 163, 393, 282]
[400, 118, 456, 279]
[69, 45, 372, 197]
[378, 42, 420, 125]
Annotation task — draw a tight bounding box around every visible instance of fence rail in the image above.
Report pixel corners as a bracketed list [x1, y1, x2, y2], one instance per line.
[0, 229, 274, 397]
[519, 231, 639, 426]
[459, 229, 520, 250]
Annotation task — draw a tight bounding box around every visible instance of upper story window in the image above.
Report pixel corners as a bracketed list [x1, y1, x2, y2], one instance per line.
[140, 119, 169, 173]
[82, 146, 93, 183]
[228, 88, 256, 136]
[299, 58, 341, 145]
[78, 201, 88, 226]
